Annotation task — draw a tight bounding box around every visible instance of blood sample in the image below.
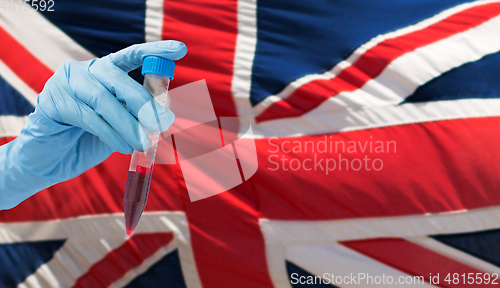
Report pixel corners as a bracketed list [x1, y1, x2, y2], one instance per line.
[123, 56, 175, 235]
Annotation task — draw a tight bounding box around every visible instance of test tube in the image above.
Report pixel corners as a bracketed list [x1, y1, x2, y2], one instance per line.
[123, 56, 175, 235]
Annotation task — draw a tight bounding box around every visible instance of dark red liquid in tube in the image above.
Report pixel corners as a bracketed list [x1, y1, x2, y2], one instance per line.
[123, 166, 152, 235]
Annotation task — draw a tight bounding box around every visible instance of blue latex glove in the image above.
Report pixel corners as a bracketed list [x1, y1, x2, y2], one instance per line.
[0, 41, 187, 210]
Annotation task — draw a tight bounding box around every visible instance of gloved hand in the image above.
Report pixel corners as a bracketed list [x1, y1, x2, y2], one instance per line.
[0, 40, 187, 210]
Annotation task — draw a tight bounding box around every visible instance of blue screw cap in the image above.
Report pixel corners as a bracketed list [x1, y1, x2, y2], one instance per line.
[141, 56, 175, 80]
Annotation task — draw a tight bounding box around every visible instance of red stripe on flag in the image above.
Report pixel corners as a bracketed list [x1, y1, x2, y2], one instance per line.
[256, 2, 500, 122]
[342, 238, 491, 287]
[162, 0, 238, 117]
[184, 180, 275, 288]
[0, 152, 186, 221]
[0, 137, 16, 145]
[2, 116, 500, 221]
[0, 26, 53, 94]
[72, 233, 173, 288]
[253, 116, 500, 220]
[162, 1, 274, 287]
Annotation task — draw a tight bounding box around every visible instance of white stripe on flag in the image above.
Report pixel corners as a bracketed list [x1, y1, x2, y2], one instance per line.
[145, 0, 164, 42]
[249, 98, 500, 138]
[0, 115, 28, 138]
[259, 206, 500, 244]
[232, 0, 258, 123]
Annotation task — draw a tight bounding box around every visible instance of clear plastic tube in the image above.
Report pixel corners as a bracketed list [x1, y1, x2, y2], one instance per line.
[124, 73, 170, 235]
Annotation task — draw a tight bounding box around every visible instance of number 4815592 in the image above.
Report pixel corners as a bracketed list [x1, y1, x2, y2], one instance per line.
[444, 273, 499, 285]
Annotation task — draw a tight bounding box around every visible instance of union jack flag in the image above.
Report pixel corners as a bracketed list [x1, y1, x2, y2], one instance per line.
[1, 0, 500, 287]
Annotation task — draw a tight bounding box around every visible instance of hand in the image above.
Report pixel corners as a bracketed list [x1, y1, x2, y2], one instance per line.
[0, 40, 187, 209]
